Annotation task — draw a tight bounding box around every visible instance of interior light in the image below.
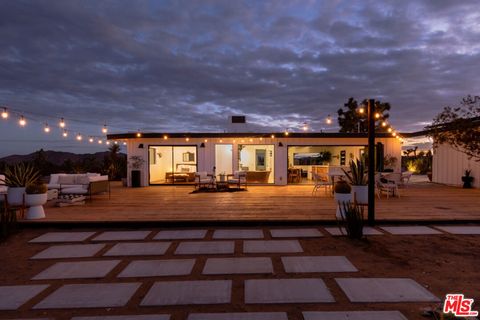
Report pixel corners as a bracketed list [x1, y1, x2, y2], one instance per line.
[219, 139, 223, 143]
[241, 139, 245, 143]
[19, 115, 26, 127]
[44, 123, 50, 133]
[59, 118, 65, 128]
[102, 124, 108, 134]
[1, 108, 8, 119]
[233, 139, 236, 143]
[259, 137, 263, 141]
[249, 138, 253, 142]
[204, 139, 208, 142]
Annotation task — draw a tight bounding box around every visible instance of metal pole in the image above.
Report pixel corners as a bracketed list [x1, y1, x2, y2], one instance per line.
[367, 99, 376, 225]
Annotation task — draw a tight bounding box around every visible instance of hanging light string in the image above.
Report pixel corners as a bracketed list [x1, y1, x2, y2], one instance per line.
[0, 105, 135, 145]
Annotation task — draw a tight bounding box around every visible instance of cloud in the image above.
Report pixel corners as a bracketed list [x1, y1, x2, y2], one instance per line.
[0, 0, 479, 154]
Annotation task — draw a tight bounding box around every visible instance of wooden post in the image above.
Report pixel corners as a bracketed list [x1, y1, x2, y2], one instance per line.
[367, 99, 376, 225]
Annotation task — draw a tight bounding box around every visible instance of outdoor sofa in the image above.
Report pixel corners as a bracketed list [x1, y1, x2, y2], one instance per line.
[47, 173, 110, 199]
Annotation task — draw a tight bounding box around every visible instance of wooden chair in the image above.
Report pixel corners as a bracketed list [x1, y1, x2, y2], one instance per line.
[227, 171, 247, 189]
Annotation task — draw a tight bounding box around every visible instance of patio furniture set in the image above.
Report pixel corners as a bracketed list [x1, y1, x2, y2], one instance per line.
[194, 171, 247, 191]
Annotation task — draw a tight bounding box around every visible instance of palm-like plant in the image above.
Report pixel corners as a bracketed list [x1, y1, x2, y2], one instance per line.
[342, 158, 368, 185]
[1, 163, 41, 187]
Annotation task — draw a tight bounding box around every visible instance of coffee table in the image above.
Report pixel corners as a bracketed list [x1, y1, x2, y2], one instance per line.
[216, 180, 229, 191]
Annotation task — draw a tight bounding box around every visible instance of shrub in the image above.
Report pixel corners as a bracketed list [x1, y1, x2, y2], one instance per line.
[334, 180, 351, 193]
[26, 183, 47, 194]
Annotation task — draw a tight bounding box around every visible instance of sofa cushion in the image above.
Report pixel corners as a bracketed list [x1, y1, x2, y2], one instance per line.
[0, 185, 7, 193]
[47, 183, 61, 190]
[61, 187, 88, 194]
[49, 173, 67, 185]
[58, 175, 75, 185]
[75, 175, 90, 185]
[88, 175, 108, 182]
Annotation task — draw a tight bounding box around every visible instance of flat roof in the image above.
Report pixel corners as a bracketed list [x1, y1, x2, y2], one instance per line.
[107, 132, 401, 139]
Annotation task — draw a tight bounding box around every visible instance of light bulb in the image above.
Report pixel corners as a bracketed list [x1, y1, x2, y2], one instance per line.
[219, 139, 223, 143]
[358, 107, 365, 114]
[284, 130, 289, 136]
[204, 139, 208, 142]
[114, 141, 118, 144]
[123, 142, 127, 145]
[44, 124, 50, 133]
[387, 127, 392, 133]
[326, 115, 332, 125]
[185, 137, 189, 141]
[89, 137, 94, 143]
[375, 113, 381, 119]
[19, 115, 26, 127]
[106, 140, 110, 145]
[163, 135, 168, 140]
[59, 118, 65, 128]
[136, 132, 142, 138]
[102, 124, 108, 134]
[259, 137, 263, 141]
[249, 138, 253, 142]
[382, 121, 387, 127]
[76, 134, 82, 141]
[98, 139, 103, 144]
[1, 108, 8, 119]
[392, 132, 397, 137]
[62, 130, 68, 137]
[271, 134, 275, 139]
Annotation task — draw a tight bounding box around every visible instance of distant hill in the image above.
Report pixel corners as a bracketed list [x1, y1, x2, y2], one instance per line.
[0, 150, 126, 166]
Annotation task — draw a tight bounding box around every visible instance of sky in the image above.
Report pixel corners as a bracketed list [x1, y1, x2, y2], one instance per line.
[0, 0, 479, 156]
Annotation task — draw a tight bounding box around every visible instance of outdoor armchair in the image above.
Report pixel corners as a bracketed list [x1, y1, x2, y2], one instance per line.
[195, 171, 215, 190]
[227, 171, 247, 189]
[375, 173, 400, 198]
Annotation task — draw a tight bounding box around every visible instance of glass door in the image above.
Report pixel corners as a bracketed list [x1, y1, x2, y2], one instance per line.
[149, 146, 197, 185]
[215, 144, 233, 176]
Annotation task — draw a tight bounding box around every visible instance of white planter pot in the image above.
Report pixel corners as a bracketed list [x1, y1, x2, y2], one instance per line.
[351, 185, 368, 205]
[334, 192, 352, 219]
[25, 193, 47, 220]
[7, 187, 25, 206]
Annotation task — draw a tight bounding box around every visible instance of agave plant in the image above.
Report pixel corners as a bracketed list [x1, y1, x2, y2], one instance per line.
[1, 163, 41, 187]
[342, 158, 368, 186]
[339, 201, 364, 239]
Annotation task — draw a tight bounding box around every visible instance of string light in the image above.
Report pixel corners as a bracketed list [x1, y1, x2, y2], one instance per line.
[136, 131, 142, 138]
[59, 118, 66, 128]
[114, 141, 118, 144]
[284, 129, 289, 136]
[375, 112, 380, 119]
[382, 121, 387, 127]
[163, 135, 168, 140]
[249, 138, 253, 142]
[387, 127, 392, 133]
[259, 137, 263, 141]
[44, 123, 50, 133]
[106, 140, 110, 145]
[271, 134, 275, 139]
[358, 107, 365, 114]
[89, 137, 94, 143]
[102, 124, 108, 134]
[1, 108, 8, 119]
[123, 142, 127, 145]
[98, 139, 103, 144]
[185, 137, 189, 141]
[219, 139, 223, 143]
[326, 115, 332, 125]
[204, 139, 208, 142]
[392, 132, 397, 137]
[76, 134, 82, 141]
[62, 130, 68, 137]
[19, 115, 26, 127]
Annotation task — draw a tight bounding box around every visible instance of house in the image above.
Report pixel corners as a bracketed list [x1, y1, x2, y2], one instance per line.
[107, 132, 402, 187]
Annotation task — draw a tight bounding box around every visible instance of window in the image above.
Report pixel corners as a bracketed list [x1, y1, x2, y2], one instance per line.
[149, 146, 197, 184]
[238, 144, 275, 183]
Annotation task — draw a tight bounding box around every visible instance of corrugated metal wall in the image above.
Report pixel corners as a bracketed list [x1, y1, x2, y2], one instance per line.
[433, 143, 479, 188]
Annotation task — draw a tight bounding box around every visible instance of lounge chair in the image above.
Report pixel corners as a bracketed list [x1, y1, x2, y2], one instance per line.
[375, 173, 400, 198]
[312, 172, 331, 195]
[194, 172, 215, 190]
[227, 171, 247, 189]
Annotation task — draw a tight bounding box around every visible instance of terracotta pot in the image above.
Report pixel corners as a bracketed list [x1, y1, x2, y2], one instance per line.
[7, 187, 25, 206]
[25, 193, 47, 219]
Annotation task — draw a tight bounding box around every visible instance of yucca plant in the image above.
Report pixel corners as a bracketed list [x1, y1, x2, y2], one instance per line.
[339, 201, 364, 239]
[1, 163, 41, 187]
[342, 158, 368, 186]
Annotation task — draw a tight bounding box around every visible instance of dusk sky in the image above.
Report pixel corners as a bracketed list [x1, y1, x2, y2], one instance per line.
[1, 0, 479, 156]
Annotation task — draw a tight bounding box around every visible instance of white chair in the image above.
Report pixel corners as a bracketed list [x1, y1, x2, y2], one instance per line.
[195, 171, 215, 190]
[227, 171, 247, 189]
[375, 173, 399, 198]
[401, 171, 413, 186]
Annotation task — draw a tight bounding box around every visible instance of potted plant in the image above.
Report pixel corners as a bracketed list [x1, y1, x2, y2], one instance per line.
[461, 170, 474, 189]
[343, 158, 368, 204]
[334, 179, 351, 219]
[339, 201, 364, 239]
[25, 182, 48, 219]
[0, 163, 41, 206]
[129, 156, 145, 188]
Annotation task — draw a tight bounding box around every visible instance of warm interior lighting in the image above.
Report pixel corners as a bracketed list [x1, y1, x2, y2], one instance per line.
[233, 139, 236, 143]
[204, 139, 208, 142]
[62, 130, 68, 137]
[241, 139, 245, 143]
[76, 134, 82, 141]
[19, 115, 26, 127]
[44, 123, 50, 133]
[259, 137, 263, 141]
[375, 112, 380, 119]
[326, 115, 332, 125]
[219, 139, 223, 143]
[249, 138, 253, 142]
[59, 118, 65, 128]
[1, 108, 8, 119]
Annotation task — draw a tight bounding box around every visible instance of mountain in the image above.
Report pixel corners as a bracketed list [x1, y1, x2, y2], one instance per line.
[0, 150, 126, 166]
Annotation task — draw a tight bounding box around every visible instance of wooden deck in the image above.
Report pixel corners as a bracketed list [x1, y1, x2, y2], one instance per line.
[24, 181, 480, 223]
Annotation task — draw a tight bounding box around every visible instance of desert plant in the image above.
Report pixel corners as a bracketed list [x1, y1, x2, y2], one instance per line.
[342, 159, 368, 185]
[334, 180, 351, 193]
[0, 163, 41, 187]
[129, 156, 145, 170]
[26, 183, 47, 194]
[461, 169, 474, 188]
[339, 201, 364, 239]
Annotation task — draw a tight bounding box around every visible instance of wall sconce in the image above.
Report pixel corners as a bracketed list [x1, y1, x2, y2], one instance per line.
[138, 143, 144, 149]
[278, 142, 284, 147]
[200, 142, 205, 148]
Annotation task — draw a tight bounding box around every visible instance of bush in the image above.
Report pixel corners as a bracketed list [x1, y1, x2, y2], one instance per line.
[26, 183, 47, 194]
[334, 180, 351, 193]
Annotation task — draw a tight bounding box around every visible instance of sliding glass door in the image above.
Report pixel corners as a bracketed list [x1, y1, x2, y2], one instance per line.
[149, 146, 197, 185]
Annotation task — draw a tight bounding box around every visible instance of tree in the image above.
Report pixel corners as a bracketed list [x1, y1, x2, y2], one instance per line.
[426, 95, 480, 161]
[337, 97, 391, 133]
[104, 144, 127, 180]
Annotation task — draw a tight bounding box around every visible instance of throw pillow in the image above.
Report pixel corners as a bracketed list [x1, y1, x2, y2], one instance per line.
[76, 175, 90, 185]
[58, 175, 75, 185]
